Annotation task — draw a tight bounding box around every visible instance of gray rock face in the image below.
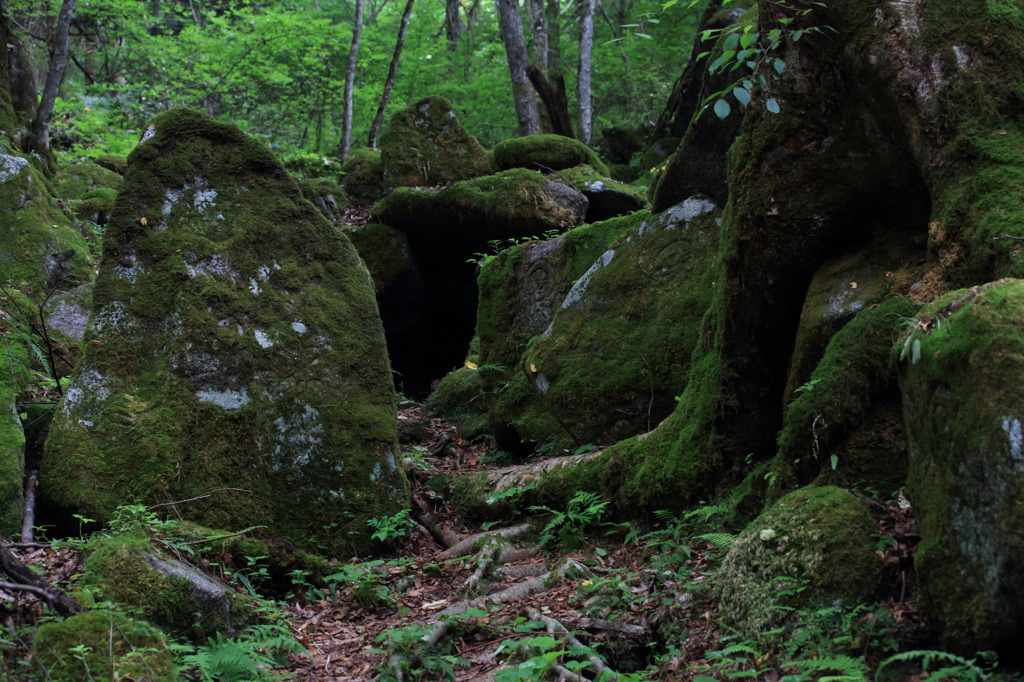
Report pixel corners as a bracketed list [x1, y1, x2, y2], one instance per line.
[42, 108, 407, 557]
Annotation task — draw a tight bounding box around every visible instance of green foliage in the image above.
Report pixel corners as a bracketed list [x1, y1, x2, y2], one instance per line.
[529, 491, 610, 549]
[367, 508, 415, 544]
[875, 649, 995, 682]
[373, 622, 469, 681]
[180, 624, 305, 682]
[695, 0, 831, 119]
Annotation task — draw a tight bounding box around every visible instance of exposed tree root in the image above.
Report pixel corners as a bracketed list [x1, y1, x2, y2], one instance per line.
[438, 523, 532, 560]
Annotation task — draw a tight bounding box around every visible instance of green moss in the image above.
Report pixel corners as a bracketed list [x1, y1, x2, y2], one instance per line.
[42, 108, 407, 558]
[299, 177, 349, 220]
[493, 134, 610, 176]
[425, 366, 485, 422]
[899, 280, 1024, 652]
[348, 223, 419, 294]
[715, 486, 882, 640]
[379, 95, 490, 187]
[0, 337, 30, 536]
[34, 610, 175, 682]
[775, 296, 920, 490]
[340, 148, 387, 203]
[54, 162, 123, 201]
[0, 152, 96, 295]
[527, 199, 720, 445]
[85, 535, 253, 639]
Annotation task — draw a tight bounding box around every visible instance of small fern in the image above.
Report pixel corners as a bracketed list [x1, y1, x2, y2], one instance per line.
[181, 624, 306, 681]
[876, 649, 992, 682]
[697, 531, 737, 550]
[788, 653, 870, 680]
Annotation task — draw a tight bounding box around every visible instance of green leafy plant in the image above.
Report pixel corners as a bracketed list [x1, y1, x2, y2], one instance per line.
[691, 0, 831, 119]
[180, 623, 306, 681]
[530, 491, 610, 549]
[373, 622, 468, 681]
[367, 508, 415, 543]
[875, 649, 995, 682]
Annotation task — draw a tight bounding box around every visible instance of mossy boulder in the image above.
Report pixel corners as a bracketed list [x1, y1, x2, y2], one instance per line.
[34, 610, 175, 682]
[425, 366, 485, 424]
[521, 197, 721, 446]
[299, 177, 348, 221]
[899, 280, 1024, 654]
[474, 214, 635, 452]
[715, 486, 882, 639]
[379, 95, 490, 187]
[86, 534, 254, 639]
[554, 165, 646, 222]
[0, 336, 29, 537]
[775, 296, 920, 495]
[53, 161, 122, 201]
[43, 283, 93, 345]
[598, 125, 646, 165]
[42, 108, 407, 557]
[493, 134, 610, 177]
[340, 148, 387, 203]
[370, 169, 588, 396]
[348, 222, 429, 337]
[0, 152, 95, 295]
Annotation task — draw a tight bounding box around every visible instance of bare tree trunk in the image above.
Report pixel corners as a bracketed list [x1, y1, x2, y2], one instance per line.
[528, 0, 547, 67]
[527, 64, 573, 137]
[26, 0, 75, 164]
[546, 0, 561, 74]
[339, 0, 364, 161]
[498, 0, 540, 136]
[367, 0, 415, 149]
[444, 0, 463, 47]
[576, 0, 595, 144]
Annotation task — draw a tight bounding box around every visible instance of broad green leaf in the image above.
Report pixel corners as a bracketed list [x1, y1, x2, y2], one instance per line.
[723, 33, 741, 51]
[766, 98, 781, 114]
[636, 32, 653, 39]
[733, 86, 751, 106]
[773, 58, 787, 74]
[714, 98, 731, 118]
[740, 32, 759, 49]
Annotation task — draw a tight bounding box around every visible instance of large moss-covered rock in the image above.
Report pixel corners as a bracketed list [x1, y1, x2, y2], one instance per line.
[340, 148, 387, 203]
[42, 108, 407, 556]
[554, 165, 646, 222]
[34, 610, 175, 682]
[523, 197, 721, 446]
[715, 486, 881, 639]
[0, 152, 95, 295]
[371, 169, 588, 396]
[475, 214, 635, 452]
[85, 534, 253, 639]
[775, 296, 920, 494]
[348, 222, 429, 337]
[899, 280, 1024, 654]
[494, 134, 610, 177]
[0, 333, 29, 537]
[299, 177, 348, 222]
[53, 161, 122, 201]
[379, 95, 490, 187]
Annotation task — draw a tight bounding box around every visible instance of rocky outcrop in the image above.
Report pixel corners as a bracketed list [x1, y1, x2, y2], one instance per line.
[899, 280, 1024, 655]
[42, 108, 408, 556]
[380, 95, 491, 188]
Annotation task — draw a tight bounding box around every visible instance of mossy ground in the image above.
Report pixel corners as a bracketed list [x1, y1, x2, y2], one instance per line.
[42, 108, 407, 558]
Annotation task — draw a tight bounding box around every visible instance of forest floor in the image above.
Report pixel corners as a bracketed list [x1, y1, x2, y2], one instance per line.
[0, 405, 978, 681]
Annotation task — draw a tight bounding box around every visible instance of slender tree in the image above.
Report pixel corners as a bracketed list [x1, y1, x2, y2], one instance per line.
[339, 0, 364, 161]
[444, 0, 463, 48]
[26, 0, 75, 164]
[367, 0, 415, 148]
[576, 0, 595, 144]
[497, 0, 540, 136]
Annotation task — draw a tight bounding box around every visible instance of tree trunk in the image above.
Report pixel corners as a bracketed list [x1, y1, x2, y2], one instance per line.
[339, 0, 364, 161]
[528, 0, 547, 67]
[444, 0, 463, 47]
[527, 63, 574, 137]
[497, 0, 540, 136]
[367, 0, 415, 149]
[546, 0, 561, 74]
[25, 0, 75, 165]
[576, 0, 595, 144]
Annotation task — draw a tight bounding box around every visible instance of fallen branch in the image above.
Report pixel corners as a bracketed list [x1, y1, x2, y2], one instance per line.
[526, 605, 611, 677]
[0, 545, 80, 616]
[20, 470, 38, 543]
[147, 488, 252, 510]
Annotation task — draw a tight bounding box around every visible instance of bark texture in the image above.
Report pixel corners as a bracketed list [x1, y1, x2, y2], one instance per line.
[498, 0, 541, 136]
[339, 0, 364, 160]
